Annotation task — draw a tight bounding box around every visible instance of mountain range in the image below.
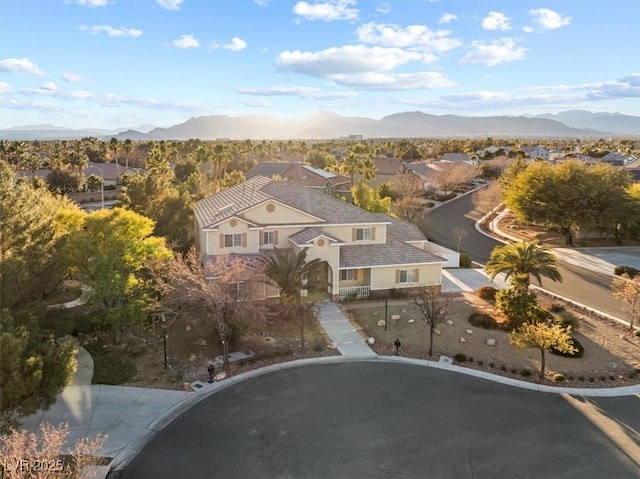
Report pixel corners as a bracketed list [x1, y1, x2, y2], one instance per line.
[1, 111, 638, 141]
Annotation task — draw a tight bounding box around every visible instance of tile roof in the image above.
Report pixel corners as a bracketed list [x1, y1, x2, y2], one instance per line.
[246, 162, 290, 179]
[195, 176, 391, 228]
[288, 227, 343, 246]
[379, 215, 429, 242]
[260, 180, 390, 225]
[340, 240, 445, 268]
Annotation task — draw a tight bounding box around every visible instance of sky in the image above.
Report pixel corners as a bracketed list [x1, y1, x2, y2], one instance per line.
[1, 0, 639, 130]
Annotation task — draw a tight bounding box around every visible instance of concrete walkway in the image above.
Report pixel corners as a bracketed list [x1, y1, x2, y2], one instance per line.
[314, 302, 376, 357]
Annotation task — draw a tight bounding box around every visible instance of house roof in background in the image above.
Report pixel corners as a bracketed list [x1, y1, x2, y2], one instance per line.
[340, 240, 445, 268]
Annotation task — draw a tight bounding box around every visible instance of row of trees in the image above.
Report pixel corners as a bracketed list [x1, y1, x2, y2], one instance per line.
[501, 159, 640, 245]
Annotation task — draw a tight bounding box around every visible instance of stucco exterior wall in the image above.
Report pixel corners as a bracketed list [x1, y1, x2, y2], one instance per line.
[318, 224, 387, 245]
[370, 264, 442, 291]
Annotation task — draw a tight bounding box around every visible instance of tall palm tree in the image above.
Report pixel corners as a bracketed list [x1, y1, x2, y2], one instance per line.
[263, 247, 330, 352]
[485, 240, 562, 290]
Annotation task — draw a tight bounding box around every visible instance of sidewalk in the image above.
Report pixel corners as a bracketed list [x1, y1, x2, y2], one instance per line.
[314, 302, 376, 357]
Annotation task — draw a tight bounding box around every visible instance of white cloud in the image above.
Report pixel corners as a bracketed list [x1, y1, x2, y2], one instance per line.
[0, 58, 45, 76]
[356, 22, 461, 53]
[211, 37, 247, 51]
[439, 13, 457, 25]
[40, 82, 58, 91]
[20, 85, 93, 100]
[377, 3, 390, 14]
[156, 0, 184, 10]
[481, 11, 511, 31]
[62, 72, 85, 83]
[236, 85, 357, 100]
[461, 38, 526, 66]
[171, 34, 200, 49]
[253, 0, 269, 5]
[101, 94, 207, 111]
[276, 45, 422, 76]
[330, 71, 454, 90]
[529, 8, 571, 30]
[76, 0, 109, 7]
[79, 25, 143, 37]
[293, 0, 358, 21]
[0, 82, 12, 95]
[243, 98, 270, 107]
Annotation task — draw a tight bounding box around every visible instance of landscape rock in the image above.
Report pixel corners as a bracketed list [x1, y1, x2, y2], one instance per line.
[465, 329, 473, 335]
[487, 338, 497, 346]
[196, 339, 207, 347]
[327, 343, 337, 350]
[366, 337, 375, 345]
[182, 382, 192, 391]
[391, 314, 401, 320]
[377, 319, 386, 327]
[214, 372, 226, 381]
[434, 329, 441, 335]
[459, 337, 466, 343]
[185, 325, 192, 331]
[188, 353, 197, 362]
[408, 319, 415, 324]
[401, 308, 407, 313]
[446, 320, 454, 325]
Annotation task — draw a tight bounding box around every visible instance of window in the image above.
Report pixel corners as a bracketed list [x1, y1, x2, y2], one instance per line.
[355, 228, 372, 241]
[398, 269, 418, 283]
[340, 270, 357, 281]
[224, 234, 243, 248]
[263, 231, 274, 245]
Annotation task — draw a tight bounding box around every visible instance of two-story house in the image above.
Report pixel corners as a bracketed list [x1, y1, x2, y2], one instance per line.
[194, 176, 447, 301]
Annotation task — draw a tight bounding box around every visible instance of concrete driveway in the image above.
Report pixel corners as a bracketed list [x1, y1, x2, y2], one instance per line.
[117, 361, 640, 479]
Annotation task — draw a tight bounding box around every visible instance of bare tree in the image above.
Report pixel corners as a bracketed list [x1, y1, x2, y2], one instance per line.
[430, 163, 479, 195]
[453, 227, 468, 252]
[155, 247, 265, 373]
[414, 286, 453, 357]
[611, 273, 640, 330]
[472, 181, 502, 217]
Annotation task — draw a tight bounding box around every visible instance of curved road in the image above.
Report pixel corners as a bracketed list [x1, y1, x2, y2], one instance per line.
[425, 192, 632, 321]
[119, 362, 639, 479]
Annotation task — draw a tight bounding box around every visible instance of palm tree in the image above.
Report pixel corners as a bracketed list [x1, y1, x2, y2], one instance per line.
[485, 240, 562, 290]
[263, 247, 330, 352]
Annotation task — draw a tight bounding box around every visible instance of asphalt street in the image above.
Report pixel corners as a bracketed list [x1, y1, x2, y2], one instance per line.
[425, 192, 634, 321]
[118, 362, 640, 479]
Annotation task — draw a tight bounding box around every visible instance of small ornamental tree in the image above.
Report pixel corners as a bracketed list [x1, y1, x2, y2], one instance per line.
[611, 273, 640, 330]
[0, 422, 106, 479]
[495, 288, 545, 330]
[510, 322, 576, 380]
[414, 286, 452, 357]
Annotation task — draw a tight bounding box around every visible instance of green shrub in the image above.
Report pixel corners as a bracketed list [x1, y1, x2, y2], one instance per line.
[554, 310, 581, 330]
[500, 365, 507, 372]
[550, 336, 584, 358]
[454, 353, 467, 363]
[468, 313, 500, 330]
[476, 286, 497, 301]
[550, 302, 565, 313]
[488, 362, 495, 368]
[424, 202, 435, 208]
[477, 360, 484, 366]
[88, 347, 136, 385]
[510, 368, 518, 374]
[459, 253, 472, 268]
[520, 369, 532, 377]
[588, 377, 595, 383]
[577, 376, 585, 381]
[553, 373, 565, 382]
[614, 265, 640, 277]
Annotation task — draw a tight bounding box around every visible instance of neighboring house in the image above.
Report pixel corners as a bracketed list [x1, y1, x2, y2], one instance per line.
[602, 152, 638, 167]
[354, 156, 406, 186]
[404, 162, 445, 191]
[194, 176, 449, 301]
[17, 161, 143, 187]
[246, 162, 352, 200]
[522, 146, 550, 160]
[441, 153, 470, 163]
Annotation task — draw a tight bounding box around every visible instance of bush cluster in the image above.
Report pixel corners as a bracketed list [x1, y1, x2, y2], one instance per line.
[459, 253, 472, 268]
[454, 353, 467, 362]
[468, 312, 502, 330]
[476, 286, 497, 301]
[614, 265, 640, 277]
[550, 336, 584, 358]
